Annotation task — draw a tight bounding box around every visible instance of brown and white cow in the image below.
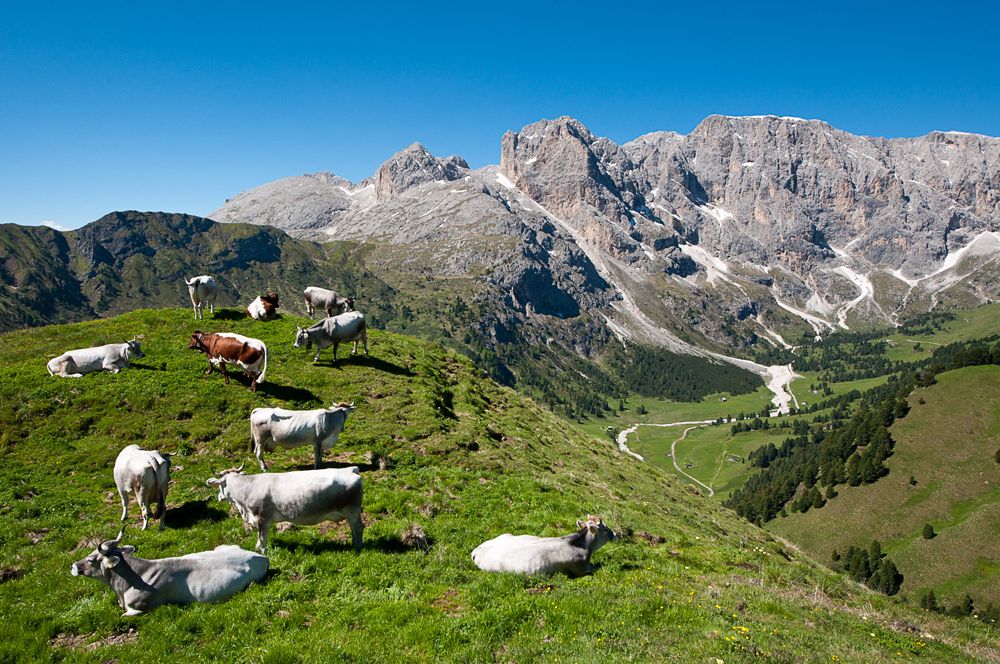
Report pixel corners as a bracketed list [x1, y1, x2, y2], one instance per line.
[247, 292, 279, 321]
[188, 332, 268, 391]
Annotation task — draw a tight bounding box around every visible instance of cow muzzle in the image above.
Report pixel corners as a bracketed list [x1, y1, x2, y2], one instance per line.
[70, 563, 80, 576]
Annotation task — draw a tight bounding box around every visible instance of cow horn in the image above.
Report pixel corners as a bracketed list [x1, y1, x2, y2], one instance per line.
[112, 524, 127, 544]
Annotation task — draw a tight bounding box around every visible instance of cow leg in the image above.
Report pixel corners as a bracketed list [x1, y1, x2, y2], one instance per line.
[204, 360, 214, 375]
[250, 373, 258, 392]
[220, 363, 230, 384]
[362, 329, 369, 356]
[349, 514, 364, 552]
[139, 497, 149, 531]
[314, 440, 323, 469]
[313, 348, 321, 363]
[256, 522, 269, 554]
[119, 489, 129, 522]
[157, 492, 167, 530]
[209, 302, 214, 314]
[351, 340, 358, 356]
[254, 445, 267, 472]
[332, 342, 339, 363]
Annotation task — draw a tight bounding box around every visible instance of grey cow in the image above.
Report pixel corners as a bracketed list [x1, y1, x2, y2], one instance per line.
[293, 311, 368, 363]
[471, 515, 617, 577]
[71, 525, 268, 616]
[206, 465, 364, 553]
[114, 444, 171, 530]
[303, 286, 354, 318]
[249, 403, 355, 471]
[47, 338, 144, 377]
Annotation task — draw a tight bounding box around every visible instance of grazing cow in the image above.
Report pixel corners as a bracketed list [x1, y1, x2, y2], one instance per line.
[70, 525, 268, 616]
[471, 515, 617, 577]
[114, 444, 171, 530]
[184, 275, 218, 320]
[247, 292, 279, 321]
[293, 312, 368, 364]
[206, 465, 364, 553]
[188, 331, 267, 392]
[303, 286, 354, 318]
[249, 403, 355, 471]
[47, 338, 144, 378]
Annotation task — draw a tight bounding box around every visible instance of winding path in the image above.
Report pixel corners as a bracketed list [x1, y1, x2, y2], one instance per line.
[670, 425, 715, 497]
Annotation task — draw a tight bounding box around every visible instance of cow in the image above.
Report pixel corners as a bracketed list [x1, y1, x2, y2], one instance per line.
[246, 292, 279, 321]
[249, 403, 355, 471]
[188, 331, 267, 392]
[303, 286, 354, 318]
[293, 312, 368, 364]
[70, 525, 268, 616]
[47, 338, 144, 378]
[206, 465, 364, 553]
[471, 515, 617, 577]
[114, 444, 171, 530]
[184, 275, 218, 320]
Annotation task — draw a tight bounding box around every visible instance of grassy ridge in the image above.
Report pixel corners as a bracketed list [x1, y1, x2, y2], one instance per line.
[0, 310, 996, 661]
[770, 365, 1000, 607]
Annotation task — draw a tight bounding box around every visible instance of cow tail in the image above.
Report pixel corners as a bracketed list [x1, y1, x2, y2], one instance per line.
[256, 344, 268, 384]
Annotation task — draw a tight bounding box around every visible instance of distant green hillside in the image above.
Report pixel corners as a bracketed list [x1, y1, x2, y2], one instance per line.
[770, 364, 1000, 609]
[0, 309, 994, 661]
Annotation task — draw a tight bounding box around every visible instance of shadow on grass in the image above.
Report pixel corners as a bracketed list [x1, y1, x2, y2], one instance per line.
[256, 380, 320, 403]
[211, 309, 248, 321]
[167, 500, 229, 528]
[130, 362, 167, 371]
[279, 534, 418, 556]
[312, 355, 415, 376]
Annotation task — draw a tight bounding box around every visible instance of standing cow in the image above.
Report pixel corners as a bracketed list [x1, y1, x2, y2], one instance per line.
[71, 525, 268, 616]
[188, 332, 268, 392]
[303, 286, 354, 318]
[250, 403, 355, 470]
[247, 292, 279, 321]
[185, 275, 218, 320]
[293, 312, 368, 364]
[206, 465, 364, 553]
[47, 338, 145, 377]
[114, 444, 171, 530]
[471, 515, 617, 577]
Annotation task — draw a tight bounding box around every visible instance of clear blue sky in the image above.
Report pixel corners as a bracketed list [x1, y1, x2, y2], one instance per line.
[1, 1, 997, 230]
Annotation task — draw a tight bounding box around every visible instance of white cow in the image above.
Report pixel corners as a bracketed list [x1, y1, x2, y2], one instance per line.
[293, 312, 368, 364]
[471, 515, 617, 577]
[303, 286, 354, 318]
[47, 338, 144, 377]
[249, 403, 355, 470]
[71, 526, 268, 616]
[114, 444, 171, 530]
[185, 275, 218, 319]
[207, 465, 364, 553]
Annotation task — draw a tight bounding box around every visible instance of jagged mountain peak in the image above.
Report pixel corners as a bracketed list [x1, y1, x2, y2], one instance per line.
[374, 142, 470, 200]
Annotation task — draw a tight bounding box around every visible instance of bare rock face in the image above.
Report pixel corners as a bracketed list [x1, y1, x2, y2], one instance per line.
[374, 143, 469, 201]
[210, 115, 1000, 358]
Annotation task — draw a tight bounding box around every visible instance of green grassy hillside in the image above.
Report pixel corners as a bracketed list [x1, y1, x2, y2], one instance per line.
[0, 310, 997, 662]
[770, 365, 1000, 608]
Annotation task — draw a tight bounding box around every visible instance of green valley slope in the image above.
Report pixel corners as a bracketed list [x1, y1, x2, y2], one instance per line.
[770, 364, 1000, 608]
[1, 309, 996, 661]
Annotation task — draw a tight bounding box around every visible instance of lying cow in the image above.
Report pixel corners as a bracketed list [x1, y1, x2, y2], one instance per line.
[207, 465, 364, 553]
[293, 311, 368, 364]
[188, 331, 267, 392]
[71, 525, 268, 616]
[250, 403, 355, 471]
[184, 275, 218, 320]
[471, 515, 617, 577]
[114, 444, 171, 530]
[303, 286, 354, 318]
[47, 338, 144, 378]
[247, 292, 279, 321]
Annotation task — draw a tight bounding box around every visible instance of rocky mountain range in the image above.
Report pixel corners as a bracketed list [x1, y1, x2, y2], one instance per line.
[212, 115, 1000, 363]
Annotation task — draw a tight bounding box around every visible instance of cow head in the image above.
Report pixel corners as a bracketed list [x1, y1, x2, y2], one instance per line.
[345, 296, 356, 311]
[577, 515, 617, 551]
[262, 292, 279, 307]
[70, 525, 135, 580]
[293, 327, 311, 350]
[126, 337, 145, 360]
[188, 332, 208, 352]
[205, 463, 245, 501]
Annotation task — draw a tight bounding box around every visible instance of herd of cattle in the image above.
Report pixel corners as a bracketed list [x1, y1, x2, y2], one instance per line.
[55, 276, 617, 616]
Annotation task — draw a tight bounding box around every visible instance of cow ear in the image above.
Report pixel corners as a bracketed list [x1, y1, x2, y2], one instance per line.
[577, 519, 585, 529]
[119, 545, 136, 554]
[206, 477, 223, 487]
[101, 555, 121, 568]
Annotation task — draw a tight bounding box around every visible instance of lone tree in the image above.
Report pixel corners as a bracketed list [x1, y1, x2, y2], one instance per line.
[922, 523, 936, 539]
